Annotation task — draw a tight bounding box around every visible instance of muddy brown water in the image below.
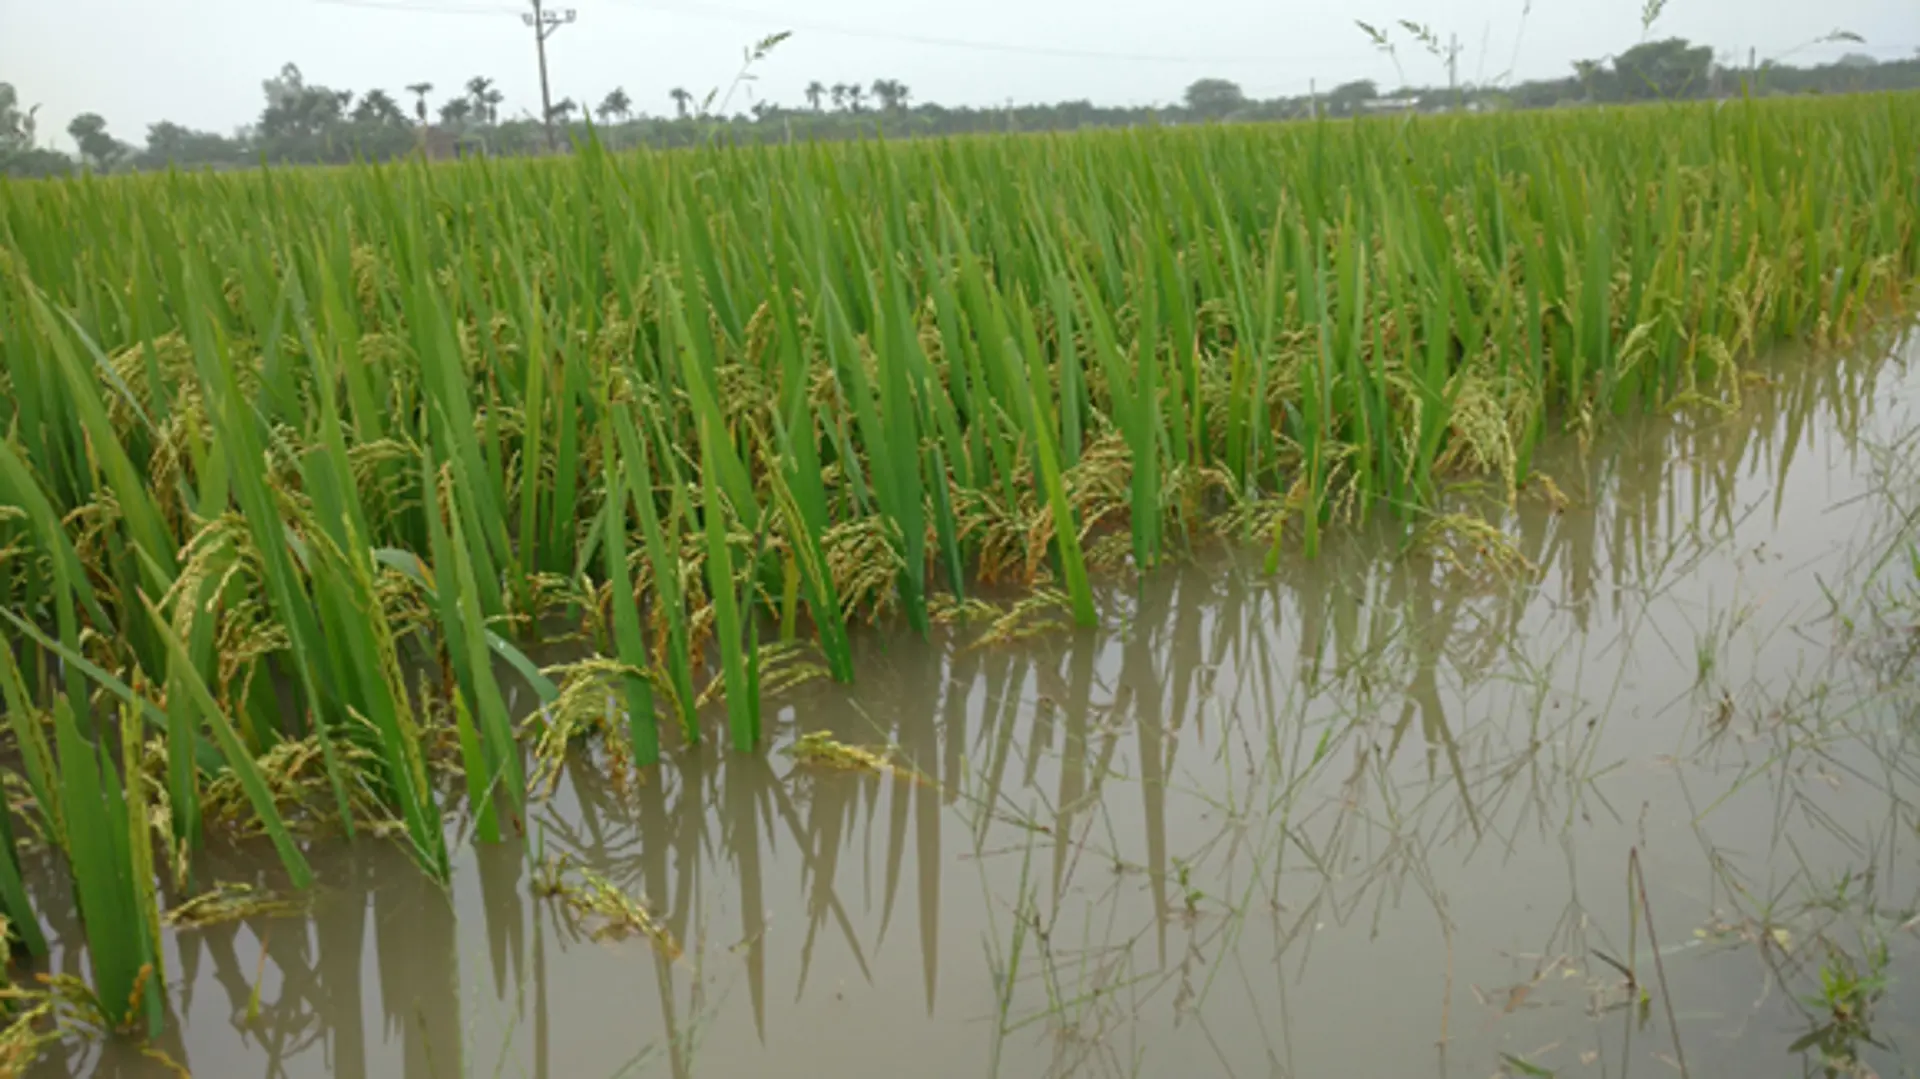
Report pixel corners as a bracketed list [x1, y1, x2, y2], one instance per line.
[27, 328, 1920, 1078]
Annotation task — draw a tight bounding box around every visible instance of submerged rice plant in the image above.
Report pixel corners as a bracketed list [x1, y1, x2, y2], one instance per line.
[0, 93, 1917, 1031]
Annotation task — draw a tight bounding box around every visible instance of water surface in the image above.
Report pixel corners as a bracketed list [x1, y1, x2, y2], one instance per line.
[31, 328, 1920, 1079]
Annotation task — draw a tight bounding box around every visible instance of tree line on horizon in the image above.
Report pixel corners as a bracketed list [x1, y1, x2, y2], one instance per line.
[4, 37, 1918, 177]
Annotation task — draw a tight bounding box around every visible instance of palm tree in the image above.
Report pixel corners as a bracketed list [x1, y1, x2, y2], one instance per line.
[466, 76, 502, 124]
[830, 83, 849, 112]
[669, 87, 692, 119]
[845, 84, 867, 113]
[871, 79, 913, 112]
[438, 98, 474, 126]
[352, 88, 406, 126]
[547, 98, 577, 125]
[596, 87, 633, 123]
[804, 80, 826, 112]
[405, 82, 434, 125]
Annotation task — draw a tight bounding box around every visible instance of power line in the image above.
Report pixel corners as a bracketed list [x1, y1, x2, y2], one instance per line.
[308, 0, 519, 16]
[603, 0, 1329, 67]
[304, 0, 576, 152]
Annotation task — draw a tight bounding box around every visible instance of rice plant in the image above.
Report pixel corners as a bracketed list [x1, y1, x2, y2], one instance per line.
[0, 93, 1916, 1035]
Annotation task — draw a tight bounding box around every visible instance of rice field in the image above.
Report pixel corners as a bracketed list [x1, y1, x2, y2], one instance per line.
[0, 93, 1916, 1041]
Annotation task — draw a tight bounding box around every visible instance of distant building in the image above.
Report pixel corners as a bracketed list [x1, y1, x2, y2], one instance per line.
[419, 126, 488, 161]
[1361, 95, 1423, 113]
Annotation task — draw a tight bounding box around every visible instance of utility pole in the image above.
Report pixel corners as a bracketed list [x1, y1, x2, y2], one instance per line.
[1447, 32, 1459, 111]
[522, 0, 576, 153]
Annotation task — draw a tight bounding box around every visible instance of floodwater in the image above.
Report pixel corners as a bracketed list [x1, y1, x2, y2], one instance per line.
[29, 327, 1920, 1079]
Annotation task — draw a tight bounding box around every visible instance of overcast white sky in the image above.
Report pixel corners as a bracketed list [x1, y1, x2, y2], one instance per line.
[3, 0, 1916, 145]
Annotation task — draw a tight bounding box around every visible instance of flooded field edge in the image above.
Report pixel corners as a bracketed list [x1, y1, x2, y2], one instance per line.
[19, 325, 1920, 1079]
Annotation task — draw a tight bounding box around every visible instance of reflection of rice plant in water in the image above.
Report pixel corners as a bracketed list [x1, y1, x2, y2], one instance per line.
[0, 93, 1918, 1044]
